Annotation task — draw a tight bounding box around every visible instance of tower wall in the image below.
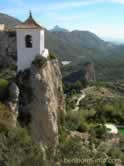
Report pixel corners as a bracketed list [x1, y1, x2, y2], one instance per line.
[16, 29, 44, 71]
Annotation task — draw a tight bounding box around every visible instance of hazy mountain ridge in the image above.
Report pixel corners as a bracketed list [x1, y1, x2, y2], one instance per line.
[46, 30, 114, 62]
[0, 13, 20, 29]
[1, 13, 124, 81]
[0, 13, 115, 62]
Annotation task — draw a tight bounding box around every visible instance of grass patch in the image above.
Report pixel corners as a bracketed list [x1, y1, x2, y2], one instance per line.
[0, 79, 9, 100]
[118, 128, 124, 135]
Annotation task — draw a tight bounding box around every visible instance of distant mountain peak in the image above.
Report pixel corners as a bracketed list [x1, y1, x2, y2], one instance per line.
[50, 25, 69, 32]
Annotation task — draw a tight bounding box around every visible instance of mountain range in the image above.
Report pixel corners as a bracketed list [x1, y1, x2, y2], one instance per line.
[50, 25, 69, 32]
[0, 13, 124, 81]
[0, 13, 20, 29]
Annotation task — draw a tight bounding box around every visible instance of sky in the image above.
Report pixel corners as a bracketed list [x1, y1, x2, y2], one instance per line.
[1, 0, 124, 42]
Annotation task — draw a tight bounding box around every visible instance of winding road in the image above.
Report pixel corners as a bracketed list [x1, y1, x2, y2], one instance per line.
[73, 86, 95, 112]
[73, 91, 86, 111]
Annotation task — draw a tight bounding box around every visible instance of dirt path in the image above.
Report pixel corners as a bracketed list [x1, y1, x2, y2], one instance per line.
[73, 91, 86, 111]
[73, 86, 95, 112]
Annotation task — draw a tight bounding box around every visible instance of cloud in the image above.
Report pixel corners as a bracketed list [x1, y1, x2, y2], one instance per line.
[45, 0, 101, 11]
[80, 23, 124, 40]
[3, 0, 102, 13]
[3, 0, 124, 16]
[2, 0, 124, 15]
[47, 0, 124, 11]
[111, 0, 124, 4]
[8, 0, 25, 7]
[18, 0, 100, 13]
[46, 11, 96, 22]
[25, 0, 103, 12]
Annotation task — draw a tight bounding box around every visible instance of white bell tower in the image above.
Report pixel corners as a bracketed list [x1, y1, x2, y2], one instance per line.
[16, 12, 49, 71]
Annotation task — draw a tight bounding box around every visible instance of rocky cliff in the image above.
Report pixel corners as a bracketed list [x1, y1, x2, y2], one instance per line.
[0, 30, 65, 152]
[84, 62, 96, 82]
[0, 31, 16, 70]
[17, 57, 65, 152]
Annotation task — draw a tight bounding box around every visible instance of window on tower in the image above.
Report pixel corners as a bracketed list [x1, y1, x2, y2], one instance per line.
[25, 35, 32, 48]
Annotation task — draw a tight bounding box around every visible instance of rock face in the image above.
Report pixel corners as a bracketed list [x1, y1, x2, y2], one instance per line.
[84, 62, 96, 82]
[7, 82, 19, 127]
[0, 31, 16, 69]
[8, 82, 20, 103]
[29, 59, 65, 149]
[18, 58, 65, 151]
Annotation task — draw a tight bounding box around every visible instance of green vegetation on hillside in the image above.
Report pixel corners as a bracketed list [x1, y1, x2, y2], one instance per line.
[1, 12, 124, 165]
[57, 115, 124, 166]
[56, 82, 124, 166]
[0, 79, 9, 100]
[118, 128, 124, 135]
[0, 127, 49, 166]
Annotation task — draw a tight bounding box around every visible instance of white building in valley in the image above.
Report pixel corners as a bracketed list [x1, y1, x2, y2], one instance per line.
[16, 12, 49, 71]
[105, 124, 118, 135]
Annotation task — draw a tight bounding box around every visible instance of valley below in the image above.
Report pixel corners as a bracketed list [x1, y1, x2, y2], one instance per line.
[0, 12, 124, 166]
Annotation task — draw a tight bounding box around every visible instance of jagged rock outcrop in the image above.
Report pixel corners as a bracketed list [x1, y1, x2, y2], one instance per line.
[84, 62, 96, 82]
[29, 58, 65, 149]
[7, 82, 19, 127]
[18, 57, 65, 152]
[8, 82, 20, 103]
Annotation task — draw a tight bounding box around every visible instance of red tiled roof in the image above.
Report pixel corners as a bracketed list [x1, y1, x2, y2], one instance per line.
[16, 12, 43, 30]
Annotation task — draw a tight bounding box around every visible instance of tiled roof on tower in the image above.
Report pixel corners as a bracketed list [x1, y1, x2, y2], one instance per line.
[16, 12, 43, 29]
